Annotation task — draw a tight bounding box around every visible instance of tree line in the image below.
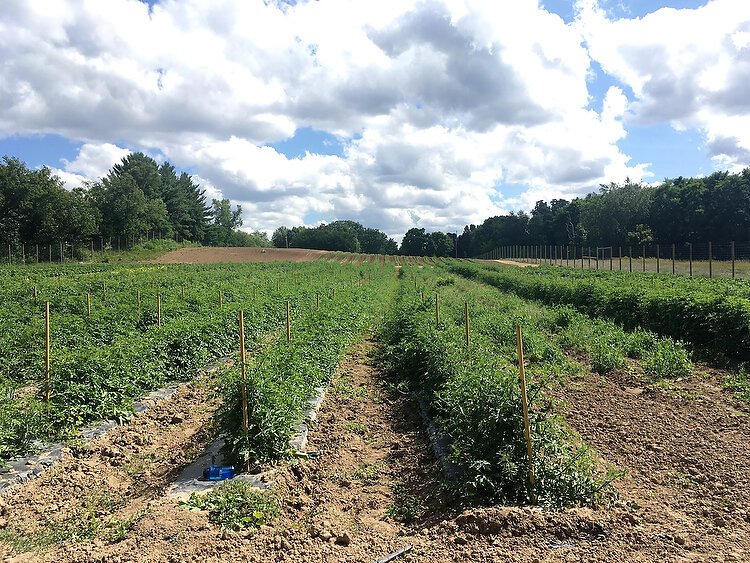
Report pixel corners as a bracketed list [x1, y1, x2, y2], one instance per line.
[0, 153, 269, 251]
[5, 151, 748, 258]
[271, 223, 457, 256]
[456, 168, 750, 257]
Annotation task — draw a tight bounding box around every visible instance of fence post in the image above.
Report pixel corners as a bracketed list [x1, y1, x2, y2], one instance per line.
[45, 301, 51, 403]
[610, 247, 613, 271]
[7, 244, 10, 265]
[689, 243, 693, 277]
[619, 246, 622, 271]
[656, 244, 660, 274]
[464, 302, 470, 350]
[238, 310, 249, 438]
[515, 326, 536, 504]
[642, 245, 646, 272]
[36, 244, 39, 263]
[709, 241, 713, 278]
[286, 300, 291, 343]
[672, 243, 676, 275]
[588, 247, 591, 269]
[629, 246, 632, 273]
[732, 241, 736, 279]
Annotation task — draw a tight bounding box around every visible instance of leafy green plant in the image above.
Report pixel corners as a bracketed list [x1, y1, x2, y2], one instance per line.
[181, 481, 279, 531]
[643, 339, 692, 379]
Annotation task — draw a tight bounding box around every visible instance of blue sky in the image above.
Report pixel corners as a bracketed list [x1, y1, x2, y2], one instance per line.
[1, 0, 746, 237]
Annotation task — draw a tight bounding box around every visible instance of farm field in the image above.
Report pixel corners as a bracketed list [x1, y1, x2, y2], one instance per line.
[0, 253, 749, 561]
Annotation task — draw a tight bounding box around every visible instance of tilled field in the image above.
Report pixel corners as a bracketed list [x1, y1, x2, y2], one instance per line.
[1, 340, 749, 562]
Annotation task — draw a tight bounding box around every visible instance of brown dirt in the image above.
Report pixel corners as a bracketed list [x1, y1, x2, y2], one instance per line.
[4, 341, 749, 562]
[480, 259, 539, 268]
[552, 365, 750, 562]
[147, 247, 333, 264]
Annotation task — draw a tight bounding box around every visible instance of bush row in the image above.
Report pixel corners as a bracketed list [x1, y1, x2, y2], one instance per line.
[449, 262, 750, 362]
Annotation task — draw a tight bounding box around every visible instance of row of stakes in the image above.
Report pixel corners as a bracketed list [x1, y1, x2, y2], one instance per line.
[414, 277, 536, 502]
[36, 277, 371, 407]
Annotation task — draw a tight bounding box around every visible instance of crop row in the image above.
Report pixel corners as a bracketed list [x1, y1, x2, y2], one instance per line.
[218, 266, 398, 468]
[379, 264, 695, 506]
[449, 261, 750, 362]
[0, 261, 386, 461]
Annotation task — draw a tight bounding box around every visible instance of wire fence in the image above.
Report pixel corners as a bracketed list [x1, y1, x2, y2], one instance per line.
[2, 233, 173, 264]
[476, 241, 750, 279]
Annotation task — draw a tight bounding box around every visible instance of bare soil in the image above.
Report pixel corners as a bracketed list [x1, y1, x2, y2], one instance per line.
[551, 366, 750, 562]
[147, 247, 334, 264]
[482, 259, 539, 268]
[3, 341, 749, 562]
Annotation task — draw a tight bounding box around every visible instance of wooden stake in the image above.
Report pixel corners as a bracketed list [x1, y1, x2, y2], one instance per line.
[515, 326, 536, 503]
[33, 286, 38, 302]
[672, 243, 676, 275]
[689, 243, 693, 277]
[137, 290, 141, 310]
[286, 300, 291, 343]
[464, 302, 470, 350]
[181, 286, 185, 298]
[45, 301, 51, 403]
[87, 292, 91, 316]
[157, 294, 161, 327]
[219, 289, 223, 308]
[709, 241, 713, 278]
[732, 241, 736, 279]
[316, 292, 320, 311]
[435, 293, 440, 328]
[238, 310, 249, 435]
[253, 286, 256, 300]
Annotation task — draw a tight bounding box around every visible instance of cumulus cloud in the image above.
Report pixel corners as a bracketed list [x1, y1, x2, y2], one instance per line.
[576, 0, 750, 169]
[0, 0, 686, 237]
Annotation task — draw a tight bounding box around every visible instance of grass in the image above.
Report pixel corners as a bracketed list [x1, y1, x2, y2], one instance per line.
[341, 421, 368, 435]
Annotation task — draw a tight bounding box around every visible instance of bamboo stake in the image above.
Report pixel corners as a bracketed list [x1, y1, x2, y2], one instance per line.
[464, 302, 470, 350]
[45, 301, 51, 403]
[515, 326, 536, 504]
[238, 310, 249, 436]
[157, 294, 161, 327]
[286, 300, 291, 343]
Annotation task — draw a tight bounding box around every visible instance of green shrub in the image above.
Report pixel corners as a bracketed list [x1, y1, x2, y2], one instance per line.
[643, 339, 692, 379]
[182, 481, 279, 531]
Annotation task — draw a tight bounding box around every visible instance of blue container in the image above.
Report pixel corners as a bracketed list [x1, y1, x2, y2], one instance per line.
[202, 465, 235, 481]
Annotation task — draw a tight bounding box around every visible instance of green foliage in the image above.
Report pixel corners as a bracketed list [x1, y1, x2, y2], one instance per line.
[643, 340, 692, 379]
[218, 266, 396, 468]
[0, 260, 388, 462]
[449, 261, 749, 362]
[724, 367, 750, 403]
[272, 220, 397, 254]
[379, 271, 615, 508]
[181, 481, 279, 531]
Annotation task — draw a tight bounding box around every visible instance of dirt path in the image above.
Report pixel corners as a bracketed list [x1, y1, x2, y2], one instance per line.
[0, 375, 223, 562]
[6, 340, 746, 562]
[554, 366, 750, 562]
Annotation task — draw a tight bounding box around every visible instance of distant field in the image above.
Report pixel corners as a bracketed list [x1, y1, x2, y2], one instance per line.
[147, 246, 334, 264]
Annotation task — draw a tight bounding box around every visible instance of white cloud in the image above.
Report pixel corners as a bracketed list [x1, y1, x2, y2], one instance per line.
[0, 0, 680, 237]
[576, 0, 750, 169]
